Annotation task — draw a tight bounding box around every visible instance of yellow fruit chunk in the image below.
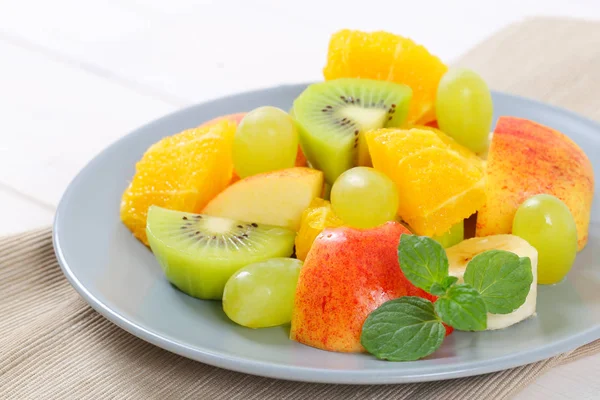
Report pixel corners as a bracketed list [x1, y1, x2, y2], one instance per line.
[367, 127, 484, 175]
[295, 198, 344, 261]
[323, 30, 447, 125]
[366, 128, 485, 236]
[410, 125, 485, 165]
[120, 120, 236, 245]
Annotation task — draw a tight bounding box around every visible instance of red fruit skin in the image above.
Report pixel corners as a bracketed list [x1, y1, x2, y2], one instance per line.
[294, 145, 307, 167]
[444, 324, 454, 336]
[425, 120, 439, 129]
[290, 222, 450, 353]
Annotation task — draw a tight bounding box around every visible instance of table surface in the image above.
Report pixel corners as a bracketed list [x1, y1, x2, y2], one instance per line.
[1, 1, 599, 398]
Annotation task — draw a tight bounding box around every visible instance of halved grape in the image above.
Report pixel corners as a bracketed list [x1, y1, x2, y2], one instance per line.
[436, 68, 493, 154]
[330, 167, 399, 229]
[222, 258, 303, 328]
[233, 106, 298, 178]
[512, 194, 577, 284]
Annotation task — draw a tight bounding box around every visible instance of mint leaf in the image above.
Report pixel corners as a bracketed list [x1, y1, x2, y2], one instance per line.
[430, 276, 458, 296]
[434, 284, 487, 331]
[441, 276, 459, 290]
[398, 234, 449, 293]
[463, 250, 533, 314]
[429, 283, 446, 296]
[361, 297, 446, 361]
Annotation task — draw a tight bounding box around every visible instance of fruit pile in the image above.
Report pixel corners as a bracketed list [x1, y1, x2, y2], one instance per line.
[120, 29, 594, 361]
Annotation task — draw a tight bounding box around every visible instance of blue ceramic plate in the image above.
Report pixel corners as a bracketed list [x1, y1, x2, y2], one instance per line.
[53, 84, 600, 384]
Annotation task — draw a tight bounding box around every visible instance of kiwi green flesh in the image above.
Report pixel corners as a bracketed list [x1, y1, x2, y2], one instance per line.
[292, 78, 412, 184]
[338, 106, 387, 167]
[146, 206, 295, 300]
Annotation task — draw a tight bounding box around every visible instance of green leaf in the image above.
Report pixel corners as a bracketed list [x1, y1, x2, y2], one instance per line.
[441, 276, 458, 290]
[429, 283, 446, 296]
[435, 284, 487, 331]
[361, 297, 446, 361]
[398, 234, 449, 293]
[463, 250, 533, 314]
[429, 276, 458, 296]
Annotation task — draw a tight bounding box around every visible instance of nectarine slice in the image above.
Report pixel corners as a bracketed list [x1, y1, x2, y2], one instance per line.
[476, 117, 594, 250]
[290, 222, 446, 353]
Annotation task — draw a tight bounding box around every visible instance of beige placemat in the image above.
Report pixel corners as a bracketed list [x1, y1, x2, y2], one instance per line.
[2, 17, 600, 400]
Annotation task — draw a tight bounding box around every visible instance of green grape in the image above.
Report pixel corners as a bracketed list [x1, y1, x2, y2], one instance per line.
[222, 258, 302, 328]
[512, 194, 577, 284]
[233, 106, 298, 178]
[330, 167, 399, 229]
[432, 221, 464, 248]
[436, 68, 493, 154]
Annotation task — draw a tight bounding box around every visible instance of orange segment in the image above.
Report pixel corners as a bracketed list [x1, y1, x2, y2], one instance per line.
[323, 30, 447, 125]
[366, 128, 485, 236]
[199, 113, 246, 185]
[367, 128, 484, 174]
[120, 119, 236, 245]
[295, 198, 343, 261]
[409, 125, 485, 165]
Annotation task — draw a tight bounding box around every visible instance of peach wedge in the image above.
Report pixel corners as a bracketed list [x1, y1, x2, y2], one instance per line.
[476, 117, 594, 250]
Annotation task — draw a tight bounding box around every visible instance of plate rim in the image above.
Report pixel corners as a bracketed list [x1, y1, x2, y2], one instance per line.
[53, 84, 600, 384]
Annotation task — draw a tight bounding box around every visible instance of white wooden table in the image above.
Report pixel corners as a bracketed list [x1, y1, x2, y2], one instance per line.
[1, 1, 599, 398]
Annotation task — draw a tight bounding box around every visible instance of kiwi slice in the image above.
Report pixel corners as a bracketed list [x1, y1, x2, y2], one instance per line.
[146, 206, 295, 300]
[292, 78, 412, 184]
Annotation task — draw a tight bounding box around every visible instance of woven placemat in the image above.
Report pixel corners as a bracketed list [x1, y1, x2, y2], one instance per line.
[2, 17, 600, 400]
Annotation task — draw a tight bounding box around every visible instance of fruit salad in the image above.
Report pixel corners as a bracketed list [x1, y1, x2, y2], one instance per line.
[120, 29, 594, 361]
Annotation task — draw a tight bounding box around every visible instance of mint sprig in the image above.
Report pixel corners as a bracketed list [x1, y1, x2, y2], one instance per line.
[464, 250, 533, 314]
[430, 276, 459, 296]
[361, 297, 446, 361]
[398, 234, 448, 293]
[361, 234, 533, 362]
[434, 284, 487, 331]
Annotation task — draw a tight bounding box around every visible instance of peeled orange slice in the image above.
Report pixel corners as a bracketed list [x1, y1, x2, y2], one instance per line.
[295, 198, 343, 261]
[323, 30, 447, 125]
[409, 125, 485, 165]
[120, 119, 236, 245]
[366, 128, 485, 236]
